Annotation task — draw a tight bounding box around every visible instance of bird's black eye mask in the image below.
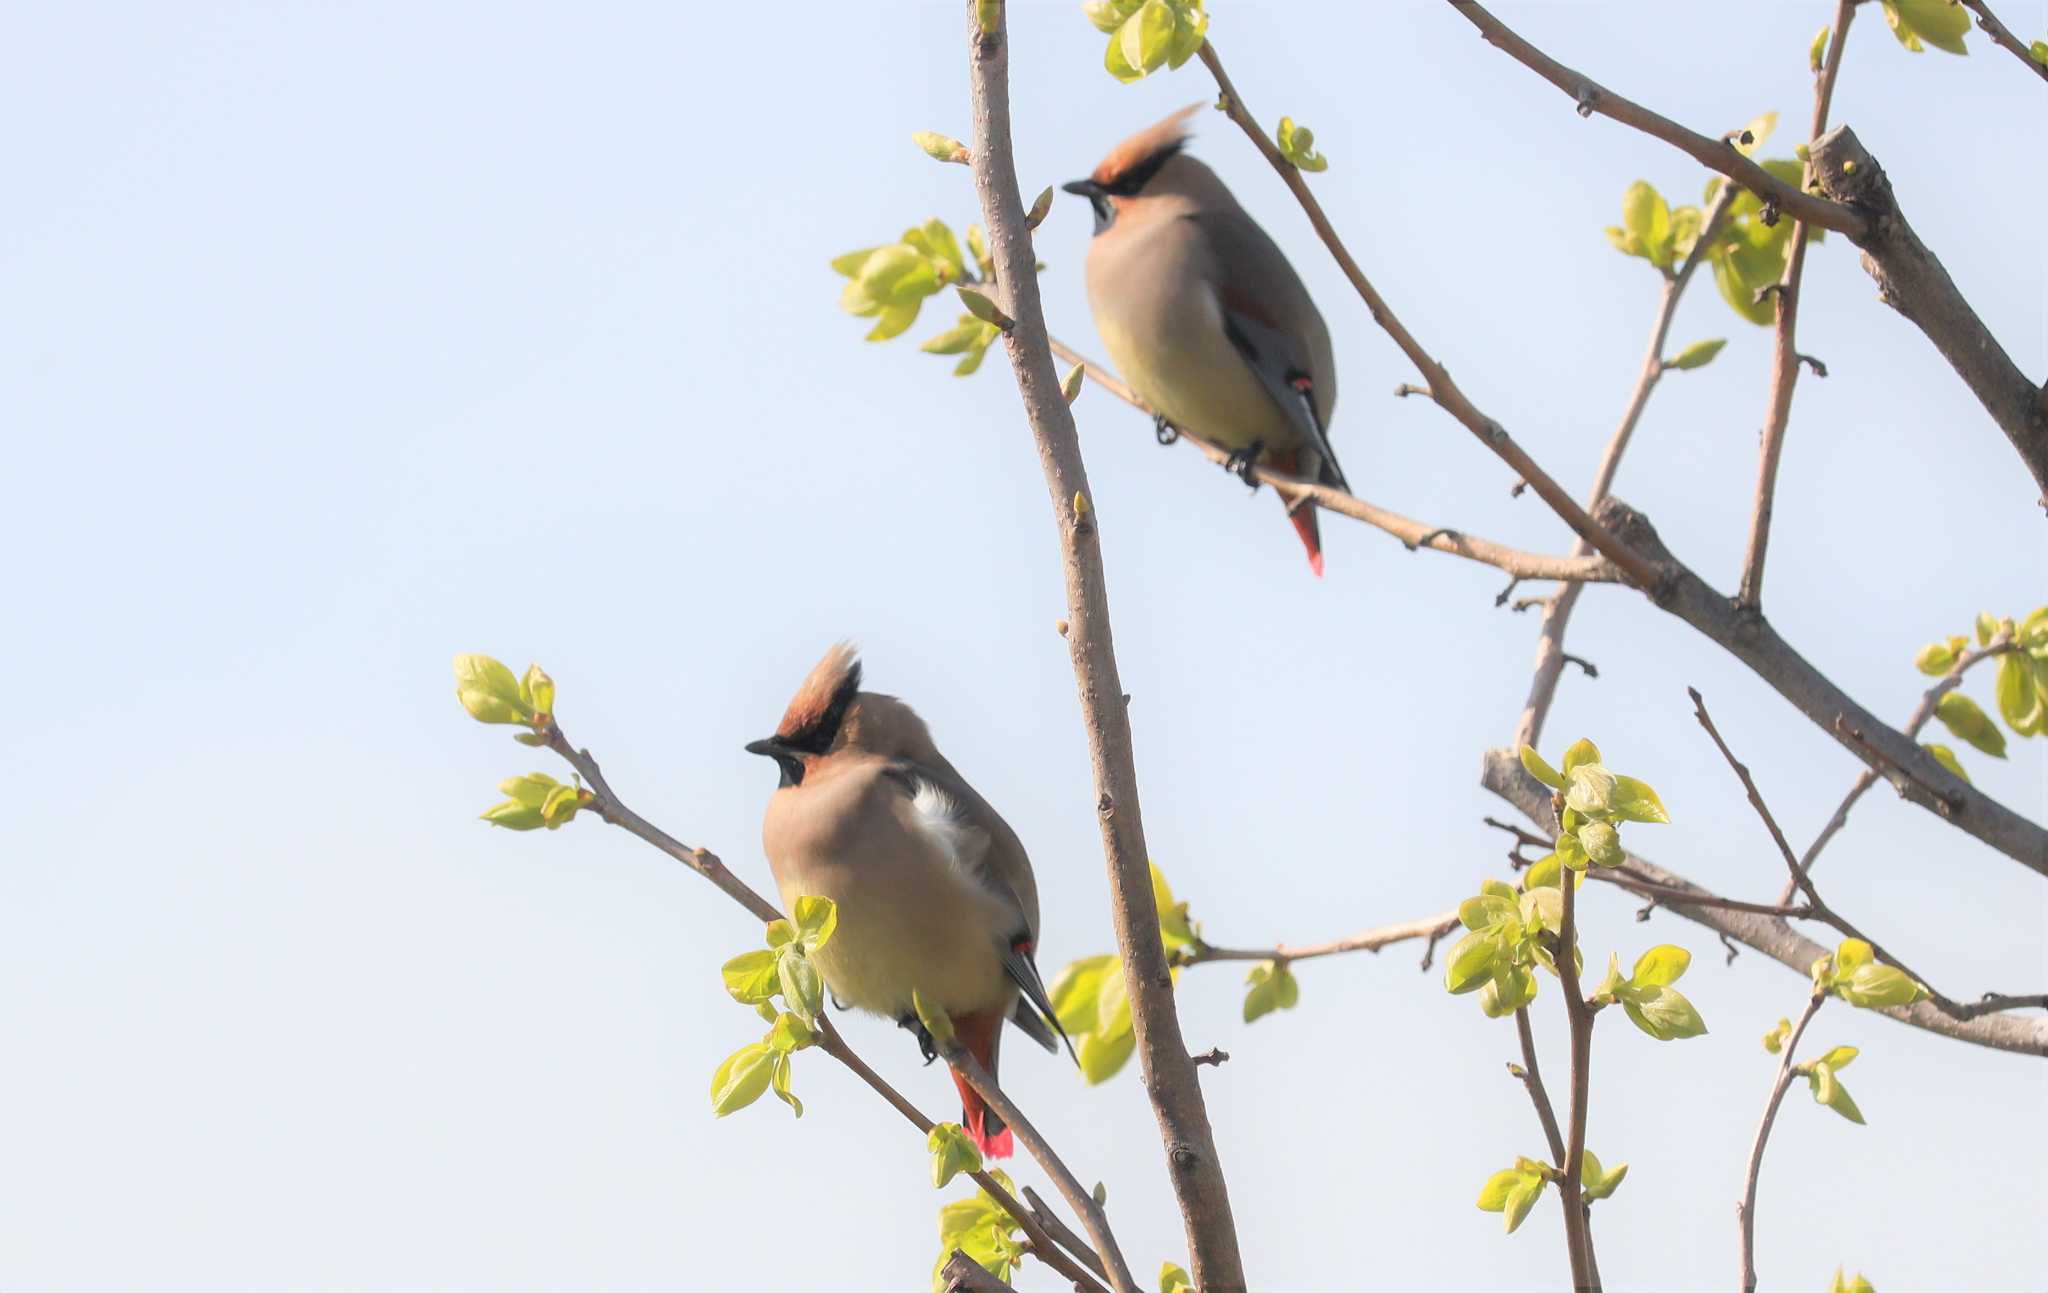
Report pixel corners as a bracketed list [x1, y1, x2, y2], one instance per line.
[1063, 139, 1186, 236]
[746, 661, 863, 788]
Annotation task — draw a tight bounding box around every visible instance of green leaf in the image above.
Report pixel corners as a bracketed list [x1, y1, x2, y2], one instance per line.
[1834, 937, 1873, 974]
[928, 1122, 984, 1188]
[1995, 653, 2044, 734]
[1811, 25, 1831, 72]
[1049, 954, 1116, 1034]
[1581, 1150, 1628, 1202]
[1591, 952, 1626, 1004]
[793, 895, 839, 952]
[1560, 738, 1601, 775]
[1480, 963, 1538, 1017]
[1711, 241, 1782, 326]
[1762, 1017, 1792, 1054]
[499, 772, 562, 807]
[455, 653, 535, 725]
[831, 247, 882, 278]
[1120, 0, 1177, 78]
[1518, 885, 1562, 935]
[1276, 116, 1329, 172]
[520, 664, 555, 717]
[912, 131, 968, 164]
[1522, 852, 1563, 891]
[1817, 1044, 1858, 1070]
[1609, 775, 1670, 825]
[539, 784, 581, 827]
[1564, 764, 1619, 818]
[1733, 112, 1778, 157]
[1444, 928, 1503, 994]
[1160, 1261, 1194, 1293]
[768, 1011, 815, 1054]
[956, 286, 1014, 332]
[864, 301, 920, 342]
[1077, 1018, 1136, 1085]
[780, 949, 824, 1024]
[1923, 743, 1970, 784]
[1914, 640, 1958, 675]
[765, 919, 796, 949]
[479, 800, 546, 831]
[1151, 861, 1198, 953]
[1519, 744, 1564, 789]
[855, 244, 941, 309]
[1888, 0, 1970, 54]
[1670, 205, 1703, 259]
[1630, 944, 1691, 988]
[1460, 893, 1517, 932]
[1501, 1177, 1543, 1233]
[768, 1050, 801, 1117]
[1242, 960, 1299, 1023]
[710, 1041, 775, 1116]
[1975, 611, 1999, 646]
[921, 319, 987, 356]
[1836, 962, 1928, 1009]
[1024, 185, 1055, 230]
[1621, 181, 1673, 268]
[1578, 819, 1625, 867]
[1666, 338, 1727, 371]
[1104, 23, 1145, 82]
[918, 219, 965, 280]
[1810, 1063, 1867, 1123]
[1935, 691, 2007, 758]
[1084, 0, 1143, 34]
[721, 949, 781, 1004]
[913, 987, 956, 1049]
[1620, 985, 1708, 1040]
[1163, 0, 1208, 68]
[1555, 828, 1589, 872]
[1476, 1168, 1524, 1211]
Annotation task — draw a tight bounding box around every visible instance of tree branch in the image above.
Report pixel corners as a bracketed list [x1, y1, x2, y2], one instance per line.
[1022, 1186, 1111, 1285]
[1445, 1, 1865, 236]
[963, 9, 1246, 1288]
[1736, 987, 1826, 1293]
[1553, 812, 1601, 1292]
[1960, 0, 2048, 83]
[1046, 335, 1625, 588]
[1512, 1006, 1568, 1167]
[1481, 748, 2048, 1055]
[1736, 0, 1857, 609]
[1807, 124, 2048, 507]
[940, 1038, 1140, 1293]
[1514, 183, 1736, 750]
[1183, 910, 1460, 966]
[1780, 634, 2017, 902]
[532, 719, 1111, 1293]
[1195, 40, 1664, 592]
[940, 1250, 1015, 1293]
[1590, 497, 2048, 874]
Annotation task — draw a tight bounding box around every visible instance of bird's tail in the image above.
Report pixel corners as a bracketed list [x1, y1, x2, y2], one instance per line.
[949, 1010, 1013, 1158]
[1270, 447, 1328, 577]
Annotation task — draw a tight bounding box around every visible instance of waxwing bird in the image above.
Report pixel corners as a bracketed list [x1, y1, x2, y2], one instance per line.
[745, 644, 1070, 1157]
[1065, 104, 1347, 575]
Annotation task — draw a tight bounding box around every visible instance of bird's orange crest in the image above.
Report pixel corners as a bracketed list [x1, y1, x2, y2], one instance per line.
[776, 642, 863, 748]
[1090, 102, 1204, 187]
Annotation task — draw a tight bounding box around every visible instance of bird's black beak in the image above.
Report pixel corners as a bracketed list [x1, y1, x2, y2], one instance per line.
[1062, 178, 1103, 197]
[746, 737, 806, 789]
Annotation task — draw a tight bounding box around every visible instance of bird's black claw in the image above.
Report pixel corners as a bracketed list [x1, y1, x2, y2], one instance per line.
[1153, 414, 1179, 446]
[1222, 441, 1264, 490]
[898, 1013, 939, 1065]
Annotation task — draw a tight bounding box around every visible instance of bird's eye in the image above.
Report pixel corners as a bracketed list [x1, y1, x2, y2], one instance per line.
[1089, 194, 1114, 234]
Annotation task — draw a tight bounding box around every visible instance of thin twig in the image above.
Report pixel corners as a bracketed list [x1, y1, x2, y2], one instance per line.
[1781, 634, 2017, 901]
[1589, 868, 1812, 920]
[1737, 0, 1857, 610]
[1185, 911, 1460, 966]
[1196, 40, 1663, 591]
[964, 9, 1245, 1286]
[1513, 183, 1736, 750]
[1481, 749, 2047, 1056]
[942, 1041, 1140, 1293]
[1512, 1007, 1567, 1167]
[1021, 1186, 1111, 1284]
[538, 718, 1110, 1293]
[1552, 809, 1602, 1293]
[1737, 987, 1826, 1293]
[1446, 1, 1865, 236]
[1047, 335, 1624, 588]
[1960, 0, 2048, 83]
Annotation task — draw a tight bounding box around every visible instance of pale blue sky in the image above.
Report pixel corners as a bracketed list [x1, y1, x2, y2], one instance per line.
[3, 2, 2042, 1290]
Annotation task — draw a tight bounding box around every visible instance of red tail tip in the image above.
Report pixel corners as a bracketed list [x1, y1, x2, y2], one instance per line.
[970, 1122, 1014, 1159]
[1307, 549, 1324, 578]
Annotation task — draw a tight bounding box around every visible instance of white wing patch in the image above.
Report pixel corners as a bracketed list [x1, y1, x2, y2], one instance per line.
[907, 777, 991, 886]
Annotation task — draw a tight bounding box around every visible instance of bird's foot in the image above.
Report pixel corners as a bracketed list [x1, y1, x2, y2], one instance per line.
[898, 1013, 939, 1065]
[1221, 441, 1264, 490]
[1153, 414, 1180, 446]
